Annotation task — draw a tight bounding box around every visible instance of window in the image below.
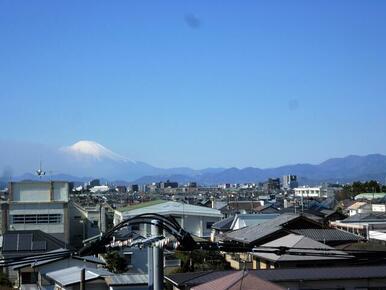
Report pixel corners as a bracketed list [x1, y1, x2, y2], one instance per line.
[206, 222, 214, 229]
[91, 220, 99, 228]
[12, 214, 62, 224]
[131, 224, 140, 231]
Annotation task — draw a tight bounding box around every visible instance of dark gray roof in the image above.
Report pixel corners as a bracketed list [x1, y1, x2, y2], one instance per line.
[342, 212, 386, 223]
[1, 230, 66, 257]
[291, 228, 363, 242]
[224, 213, 320, 244]
[166, 265, 386, 287]
[252, 265, 386, 282]
[211, 216, 234, 231]
[251, 234, 351, 262]
[165, 271, 233, 287]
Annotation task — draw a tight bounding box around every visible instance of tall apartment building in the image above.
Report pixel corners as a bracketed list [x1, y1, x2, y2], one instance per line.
[282, 175, 298, 190]
[5, 181, 70, 243]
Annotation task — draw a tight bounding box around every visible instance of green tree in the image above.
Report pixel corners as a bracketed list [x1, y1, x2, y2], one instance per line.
[104, 251, 128, 273]
[175, 249, 230, 272]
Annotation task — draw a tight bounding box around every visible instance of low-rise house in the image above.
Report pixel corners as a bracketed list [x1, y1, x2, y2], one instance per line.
[114, 201, 222, 238]
[190, 271, 284, 290]
[166, 265, 386, 290]
[0, 230, 69, 283]
[346, 201, 368, 216]
[46, 266, 148, 290]
[211, 214, 280, 241]
[221, 214, 324, 270]
[69, 201, 112, 248]
[251, 234, 352, 269]
[290, 228, 363, 246]
[331, 212, 386, 238]
[14, 254, 105, 288]
[46, 266, 112, 290]
[355, 192, 386, 201]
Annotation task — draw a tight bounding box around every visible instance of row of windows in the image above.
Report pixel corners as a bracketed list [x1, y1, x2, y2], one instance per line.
[12, 214, 62, 224]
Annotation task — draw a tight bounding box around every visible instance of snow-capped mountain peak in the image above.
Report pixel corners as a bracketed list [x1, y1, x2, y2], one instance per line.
[61, 140, 130, 162]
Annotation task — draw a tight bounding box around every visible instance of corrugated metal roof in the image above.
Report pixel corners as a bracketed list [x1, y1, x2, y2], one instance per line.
[105, 274, 148, 285]
[46, 266, 112, 286]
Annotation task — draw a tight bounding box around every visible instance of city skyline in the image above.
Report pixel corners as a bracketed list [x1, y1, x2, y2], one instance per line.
[1, 1, 386, 168]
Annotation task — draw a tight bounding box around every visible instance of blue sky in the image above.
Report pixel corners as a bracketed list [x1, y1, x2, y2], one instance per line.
[1, 0, 386, 169]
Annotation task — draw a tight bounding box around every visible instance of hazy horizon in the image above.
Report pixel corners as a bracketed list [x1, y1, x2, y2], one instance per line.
[1, 1, 386, 169]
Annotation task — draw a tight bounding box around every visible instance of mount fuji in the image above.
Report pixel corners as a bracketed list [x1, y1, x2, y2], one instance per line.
[0, 140, 212, 181]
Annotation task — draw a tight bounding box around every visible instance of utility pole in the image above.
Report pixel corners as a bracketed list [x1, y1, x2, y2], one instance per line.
[80, 268, 85, 290]
[148, 220, 163, 290]
[152, 220, 164, 290]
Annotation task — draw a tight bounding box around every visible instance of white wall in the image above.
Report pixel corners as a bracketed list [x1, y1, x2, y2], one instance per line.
[11, 182, 69, 202]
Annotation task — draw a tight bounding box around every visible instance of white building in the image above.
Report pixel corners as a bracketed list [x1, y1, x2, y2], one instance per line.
[294, 186, 324, 198]
[7, 181, 70, 243]
[114, 201, 222, 238]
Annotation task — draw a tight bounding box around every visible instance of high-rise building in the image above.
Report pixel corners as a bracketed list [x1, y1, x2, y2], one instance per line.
[282, 175, 298, 190]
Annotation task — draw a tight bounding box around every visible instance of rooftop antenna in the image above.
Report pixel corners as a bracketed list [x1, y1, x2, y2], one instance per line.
[36, 160, 46, 179]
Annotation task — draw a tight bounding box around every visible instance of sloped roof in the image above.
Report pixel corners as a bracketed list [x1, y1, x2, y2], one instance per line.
[1, 230, 67, 257]
[119, 201, 222, 218]
[46, 266, 112, 286]
[291, 229, 363, 242]
[191, 271, 284, 290]
[347, 202, 367, 210]
[230, 214, 280, 230]
[105, 274, 148, 286]
[224, 213, 320, 244]
[212, 216, 234, 231]
[252, 265, 386, 282]
[167, 265, 386, 287]
[251, 234, 350, 262]
[342, 212, 386, 223]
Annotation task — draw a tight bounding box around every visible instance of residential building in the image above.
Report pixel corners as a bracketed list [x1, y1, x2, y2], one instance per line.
[69, 201, 112, 248]
[114, 200, 222, 238]
[294, 186, 324, 198]
[262, 178, 281, 194]
[166, 265, 386, 290]
[251, 234, 352, 269]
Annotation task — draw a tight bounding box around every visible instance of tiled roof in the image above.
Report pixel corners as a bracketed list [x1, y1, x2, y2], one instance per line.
[224, 213, 319, 244]
[252, 265, 386, 282]
[342, 212, 386, 223]
[191, 271, 284, 290]
[251, 234, 350, 262]
[291, 228, 363, 242]
[167, 265, 386, 287]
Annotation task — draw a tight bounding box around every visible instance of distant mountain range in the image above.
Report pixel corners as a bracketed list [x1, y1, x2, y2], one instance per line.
[132, 154, 386, 185]
[0, 140, 386, 186]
